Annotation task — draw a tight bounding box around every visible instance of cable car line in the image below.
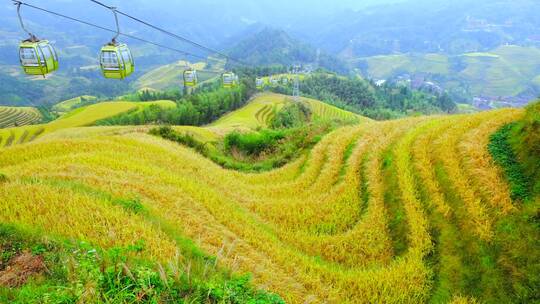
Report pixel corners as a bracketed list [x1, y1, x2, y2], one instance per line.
[12, 0, 208, 62]
[12, 1, 263, 90]
[89, 0, 248, 67]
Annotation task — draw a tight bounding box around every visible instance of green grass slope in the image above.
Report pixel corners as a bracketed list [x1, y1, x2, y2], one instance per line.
[0, 106, 41, 129]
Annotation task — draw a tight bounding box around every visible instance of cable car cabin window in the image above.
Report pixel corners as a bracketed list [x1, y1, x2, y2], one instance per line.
[101, 51, 120, 70]
[20, 48, 39, 66]
[49, 45, 58, 62]
[120, 49, 131, 66]
[39, 44, 53, 63]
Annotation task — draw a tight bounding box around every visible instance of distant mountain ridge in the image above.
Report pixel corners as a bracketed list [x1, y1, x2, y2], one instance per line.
[227, 28, 348, 73]
[309, 0, 540, 57]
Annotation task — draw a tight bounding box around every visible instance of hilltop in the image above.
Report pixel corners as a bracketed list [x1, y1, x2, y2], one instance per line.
[52, 95, 98, 114]
[227, 28, 348, 73]
[211, 93, 366, 129]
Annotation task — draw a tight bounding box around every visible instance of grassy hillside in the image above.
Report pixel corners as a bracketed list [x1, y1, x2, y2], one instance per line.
[0, 93, 361, 149]
[134, 61, 216, 91]
[0, 101, 175, 148]
[0, 106, 41, 128]
[52, 95, 98, 114]
[211, 93, 367, 129]
[361, 53, 449, 79]
[210, 94, 287, 129]
[0, 99, 536, 302]
[358, 45, 540, 98]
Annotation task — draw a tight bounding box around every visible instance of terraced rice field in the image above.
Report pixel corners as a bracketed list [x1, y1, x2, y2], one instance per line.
[302, 96, 367, 122]
[0, 100, 175, 148]
[0, 106, 41, 128]
[211, 94, 288, 129]
[52, 95, 98, 113]
[212, 93, 367, 130]
[0, 104, 528, 303]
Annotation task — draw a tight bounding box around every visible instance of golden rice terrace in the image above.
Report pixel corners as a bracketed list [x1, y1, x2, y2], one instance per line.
[0, 103, 537, 303]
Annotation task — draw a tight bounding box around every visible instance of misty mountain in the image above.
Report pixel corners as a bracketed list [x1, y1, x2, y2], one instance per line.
[0, 0, 400, 52]
[2, 0, 538, 59]
[0, 0, 539, 106]
[227, 28, 347, 73]
[308, 0, 540, 57]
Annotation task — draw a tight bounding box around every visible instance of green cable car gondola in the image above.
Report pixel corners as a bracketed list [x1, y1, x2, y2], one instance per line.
[98, 6, 134, 79]
[100, 43, 134, 79]
[256, 77, 264, 90]
[19, 39, 59, 77]
[15, 2, 58, 77]
[222, 72, 238, 89]
[183, 69, 198, 87]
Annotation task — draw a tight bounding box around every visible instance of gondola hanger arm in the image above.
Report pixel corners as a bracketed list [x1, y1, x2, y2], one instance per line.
[13, 0, 38, 42]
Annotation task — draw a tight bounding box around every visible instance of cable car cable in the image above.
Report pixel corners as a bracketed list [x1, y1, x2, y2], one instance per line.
[13, 1, 208, 62]
[88, 0, 248, 67]
[13, 1, 257, 84]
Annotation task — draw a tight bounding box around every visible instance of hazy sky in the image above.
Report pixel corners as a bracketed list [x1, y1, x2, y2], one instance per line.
[0, 0, 407, 45]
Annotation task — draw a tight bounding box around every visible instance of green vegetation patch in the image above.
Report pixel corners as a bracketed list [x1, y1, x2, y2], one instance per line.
[151, 121, 333, 172]
[0, 224, 283, 304]
[97, 84, 254, 127]
[487, 102, 540, 302]
[489, 124, 531, 202]
[224, 129, 286, 156]
[508, 101, 540, 196]
[271, 102, 312, 129]
[300, 73, 456, 120]
[381, 149, 410, 257]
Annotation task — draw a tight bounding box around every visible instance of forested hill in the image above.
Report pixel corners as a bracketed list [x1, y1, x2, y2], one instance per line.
[262, 72, 458, 119]
[227, 28, 348, 73]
